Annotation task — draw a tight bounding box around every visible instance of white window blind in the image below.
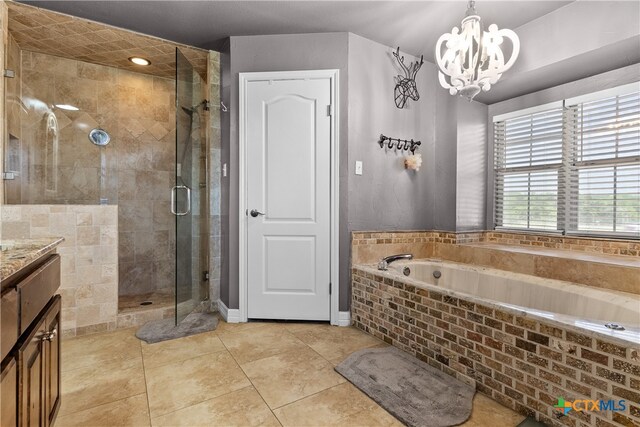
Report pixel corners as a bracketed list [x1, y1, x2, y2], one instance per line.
[493, 83, 640, 238]
[565, 90, 640, 237]
[494, 107, 564, 231]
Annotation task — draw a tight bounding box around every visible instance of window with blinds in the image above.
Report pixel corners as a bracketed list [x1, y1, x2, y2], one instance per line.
[493, 83, 640, 238]
[494, 106, 564, 231]
[565, 90, 640, 236]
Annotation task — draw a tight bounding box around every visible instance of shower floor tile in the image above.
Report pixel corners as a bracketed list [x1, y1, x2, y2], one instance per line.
[118, 290, 174, 314]
[57, 319, 528, 427]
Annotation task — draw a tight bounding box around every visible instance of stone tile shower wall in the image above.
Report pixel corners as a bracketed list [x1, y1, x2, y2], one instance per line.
[208, 51, 221, 308]
[4, 32, 21, 203]
[10, 50, 177, 298]
[351, 268, 640, 427]
[0, 1, 6, 205]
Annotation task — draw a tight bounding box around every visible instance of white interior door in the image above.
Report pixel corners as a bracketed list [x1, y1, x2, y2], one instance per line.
[246, 75, 332, 320]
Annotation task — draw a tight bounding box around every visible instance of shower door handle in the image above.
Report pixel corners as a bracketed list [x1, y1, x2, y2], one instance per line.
[170, 185, 191, 216]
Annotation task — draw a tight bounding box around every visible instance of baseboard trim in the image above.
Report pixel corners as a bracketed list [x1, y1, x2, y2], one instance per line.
[337, 311, 351, 327]
[217, 299, 242, 323]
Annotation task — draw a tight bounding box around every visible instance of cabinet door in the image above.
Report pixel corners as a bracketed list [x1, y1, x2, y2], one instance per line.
[18, 318, 45, 427]
[43, 296, 61, 426]
[1, 356, 18, 427]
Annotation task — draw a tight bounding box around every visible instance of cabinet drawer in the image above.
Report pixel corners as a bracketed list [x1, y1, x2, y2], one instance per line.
[17, 255, 60, 335]
[1, 288, 18, 361]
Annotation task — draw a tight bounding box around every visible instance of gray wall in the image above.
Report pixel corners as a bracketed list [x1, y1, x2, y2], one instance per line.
[223, 32, 443, 311]
[456, 100, 488, 231]
[432, 90, 488, 231]
[226, 33, 349, 309]
[433, 88, 458, 230]
[346, 33, 436, 308]
[219, 39, 231, 306]
[485, 64, 640, 229]
[476, 1, 640, 104]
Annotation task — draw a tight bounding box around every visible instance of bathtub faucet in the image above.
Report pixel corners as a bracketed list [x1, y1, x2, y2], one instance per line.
[377, 254, 413, 271]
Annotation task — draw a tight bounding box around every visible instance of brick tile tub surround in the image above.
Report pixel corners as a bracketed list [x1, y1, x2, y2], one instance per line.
[351, 267, 640, 427]
[351, 231, 640, 295]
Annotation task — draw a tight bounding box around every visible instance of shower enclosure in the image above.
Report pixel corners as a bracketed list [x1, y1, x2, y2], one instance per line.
[1, 1, 215, 329]
[175, 48, 208, 323]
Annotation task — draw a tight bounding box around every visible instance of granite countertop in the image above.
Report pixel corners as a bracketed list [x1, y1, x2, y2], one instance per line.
[0, 237, 65, 283]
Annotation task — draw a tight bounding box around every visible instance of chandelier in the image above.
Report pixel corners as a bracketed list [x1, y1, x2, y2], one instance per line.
[435, 1, 520, 100]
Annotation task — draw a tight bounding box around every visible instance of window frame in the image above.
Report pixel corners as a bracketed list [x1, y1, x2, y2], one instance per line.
[491, 83, 640, 240]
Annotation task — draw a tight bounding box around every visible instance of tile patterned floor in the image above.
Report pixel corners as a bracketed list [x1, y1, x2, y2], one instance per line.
[56, 319, 527, 427]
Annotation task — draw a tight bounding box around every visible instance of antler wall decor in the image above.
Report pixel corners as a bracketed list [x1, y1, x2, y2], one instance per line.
[392, 47, 424, 109]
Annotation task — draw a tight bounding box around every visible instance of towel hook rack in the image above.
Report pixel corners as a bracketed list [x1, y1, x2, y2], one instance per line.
[378, 134, 421, 154]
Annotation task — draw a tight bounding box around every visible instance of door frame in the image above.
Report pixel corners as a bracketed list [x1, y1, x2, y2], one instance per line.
[238, 69, 340, 325]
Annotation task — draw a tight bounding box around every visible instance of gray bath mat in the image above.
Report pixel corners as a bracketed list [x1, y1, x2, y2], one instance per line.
[335, 346, 475, 427]
[135, 312, 218, 344]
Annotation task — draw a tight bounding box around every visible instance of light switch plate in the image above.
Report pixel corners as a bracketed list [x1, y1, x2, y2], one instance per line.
[355, 161, 363, 175]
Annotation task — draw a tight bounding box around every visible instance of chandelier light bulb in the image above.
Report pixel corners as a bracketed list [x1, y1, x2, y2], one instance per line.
[435, 1, 520, 101]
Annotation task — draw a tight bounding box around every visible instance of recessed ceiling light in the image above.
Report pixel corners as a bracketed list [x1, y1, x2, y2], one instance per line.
[129, 57, 151, 66]
[55, 104, 79, 111]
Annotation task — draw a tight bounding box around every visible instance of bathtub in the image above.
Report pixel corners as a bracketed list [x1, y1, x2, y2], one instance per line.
[351, 259, 640, 426]
[383, 259, 640, 343]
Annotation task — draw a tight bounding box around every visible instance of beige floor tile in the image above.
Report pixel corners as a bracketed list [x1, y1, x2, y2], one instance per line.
[141, 331, 226, 368]
[290, 325, 386, 362]
[56, 393, 150, 427]
[59, 357, 146, 416]
[335, 406, 404, 427]
[151, 386, 281, 427]
[219, 324, 308, 364]
[62, 328, 141, 372]
[462, 393, 526, 426]
[215, 319, 277, 336]
[274, 382, 400, 427]
[242, 346, 346, 409]
[281, 322, 332, 334]
[145, 351, 251, 418]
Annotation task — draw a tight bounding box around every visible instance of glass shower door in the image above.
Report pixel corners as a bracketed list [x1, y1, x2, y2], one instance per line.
[174, 48, 207, 324]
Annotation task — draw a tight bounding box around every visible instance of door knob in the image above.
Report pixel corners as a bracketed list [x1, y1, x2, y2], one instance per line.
[250, 209, 265, 217]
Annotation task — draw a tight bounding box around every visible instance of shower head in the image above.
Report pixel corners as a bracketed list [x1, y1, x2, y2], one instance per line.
[181, 100, 210, 116]
[181, 105, 195, 116]
[88, 128, 110, 146]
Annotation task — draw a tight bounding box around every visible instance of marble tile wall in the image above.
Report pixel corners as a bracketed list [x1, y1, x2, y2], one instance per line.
[0, 204, 118, 336]
[8, 50, 177, 298]
[0, 1, 7, 205]
[3, 31, 21, 203]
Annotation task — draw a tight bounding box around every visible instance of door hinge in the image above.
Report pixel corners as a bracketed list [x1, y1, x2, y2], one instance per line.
[327, 104, 333, 116]
[203, 271, 209, 281]
[329, 282, 332, 295]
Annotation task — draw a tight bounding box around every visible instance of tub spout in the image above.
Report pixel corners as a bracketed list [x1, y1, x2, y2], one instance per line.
[377, 253, 413, 270]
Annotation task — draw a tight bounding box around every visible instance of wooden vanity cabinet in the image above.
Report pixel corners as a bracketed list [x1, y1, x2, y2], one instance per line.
[43, 297, 61, 426]
[1, 356, 18, 427]
[18, 314, 45, 427]
[18, 296, 60, 427]
[1, 253, 61, 427]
